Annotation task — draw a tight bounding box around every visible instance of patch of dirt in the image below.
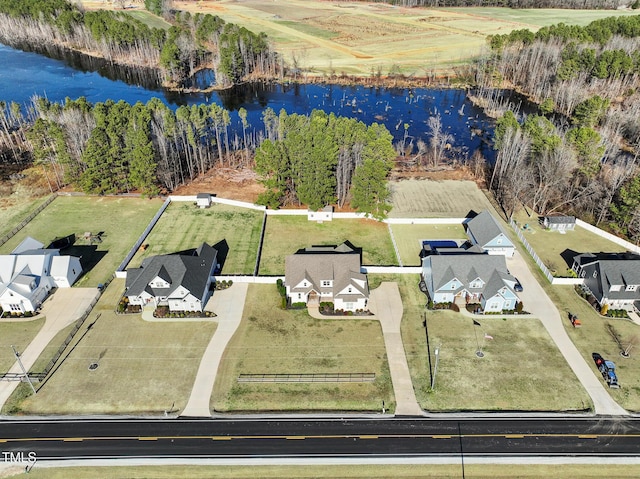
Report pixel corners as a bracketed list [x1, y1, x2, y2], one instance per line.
[171, 167, 266, 203]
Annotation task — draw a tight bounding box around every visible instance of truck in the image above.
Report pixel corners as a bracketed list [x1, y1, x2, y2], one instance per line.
[592, 353, 620, 389]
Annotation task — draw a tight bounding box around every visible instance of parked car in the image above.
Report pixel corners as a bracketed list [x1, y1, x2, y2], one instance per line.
[514, 279, 523, 292]
[592, 352, 620, 388]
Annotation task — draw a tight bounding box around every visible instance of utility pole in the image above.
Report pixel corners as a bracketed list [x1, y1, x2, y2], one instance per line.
[11, 345, 36, 395]
[423, 313, 433, 387]
[431, 345, 440, 390]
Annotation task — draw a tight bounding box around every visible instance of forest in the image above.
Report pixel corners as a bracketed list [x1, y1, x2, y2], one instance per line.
[0, 97, 395, 218]
[0, 0, 280, 87]
[474, 15, 640, 242]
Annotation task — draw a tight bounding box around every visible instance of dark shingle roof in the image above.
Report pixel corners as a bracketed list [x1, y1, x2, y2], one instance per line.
[126, 243, 217, 301]
[545, 215, 575, 224]
[466, 211, 510, 247]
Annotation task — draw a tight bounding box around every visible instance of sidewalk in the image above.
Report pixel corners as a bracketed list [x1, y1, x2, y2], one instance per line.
[0, 288, 100, 409]
[181, 283, 249, 417]
[507, 251, 628, 416]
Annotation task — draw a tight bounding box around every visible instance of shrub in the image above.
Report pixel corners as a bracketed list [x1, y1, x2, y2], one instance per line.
[290, 302, 307, 309]
[280, 297, 287, 309]
[276, 279, 286, 298]
[600, 304, 609, 316]
[516, 301, 524, 313]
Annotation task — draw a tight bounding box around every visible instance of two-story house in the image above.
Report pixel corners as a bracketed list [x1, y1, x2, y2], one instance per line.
[125, 242, 218, 313]
[572, 252, 640, 311]
[284, 243, 369, 312]
[465, 210, 515, 257]
[422, 253, 519, 313]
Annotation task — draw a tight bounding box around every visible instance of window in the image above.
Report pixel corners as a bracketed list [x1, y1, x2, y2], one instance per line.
[321, 280, 332, 287]
[451, 283, 456, 289]
[10, 304, 21, 312]
[348, 287, 352, 293]
[593, 271, 598, 278]
[626, 285, 637, 292]
[298, 293, 302, 299]
[497, 237, 503, 244]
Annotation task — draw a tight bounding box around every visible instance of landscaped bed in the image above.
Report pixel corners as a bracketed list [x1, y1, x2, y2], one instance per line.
[128, 202, 264, 275]
[211, 283, 393, 412]
[0, 196, 164, 287]
[5, 279, 217, 415]
[383, 274, 590, 412]
[259, 216, 396, 275]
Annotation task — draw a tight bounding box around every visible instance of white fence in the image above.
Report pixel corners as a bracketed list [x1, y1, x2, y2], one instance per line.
[384, 218, 466, 225]
[216, 275, 283, 284]
[509, 218, 554, 283]
[551, 277, 584, 285]
[169, 195, 266, 211]
[362, 266, 422, 274]
[576, 219, 640, 254]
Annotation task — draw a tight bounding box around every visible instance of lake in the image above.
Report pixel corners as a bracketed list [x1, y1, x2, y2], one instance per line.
[0, 43, 494, 161]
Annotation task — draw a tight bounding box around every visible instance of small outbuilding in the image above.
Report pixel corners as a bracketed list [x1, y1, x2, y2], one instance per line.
[308, 205, 333, 223]
[543, 215, 576, 232]
[196, 193, 212, 209]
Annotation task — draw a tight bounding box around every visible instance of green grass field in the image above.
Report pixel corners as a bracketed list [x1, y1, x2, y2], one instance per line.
[389, 180, 493, 218]
[391, 223, 467, 266]
[382, 274, 590, 411]
[124, 9, 172, 30]
[0, 318, 45, 372]
[512, 210, 627, 275]
[0, 196, 51, 239]
[6, 464, 640, 479]
[9, 279, 216, 415]
[211, 283, 393, 412]
[0, 196, 163, 287]
[258, 216, 397, 275]
[128, 202, 264, 274]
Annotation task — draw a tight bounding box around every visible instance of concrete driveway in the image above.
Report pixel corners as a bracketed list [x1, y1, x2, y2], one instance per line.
[369, 282, 423, 416]
[507, 251, 628, 416]
[0, 287, 100, 409]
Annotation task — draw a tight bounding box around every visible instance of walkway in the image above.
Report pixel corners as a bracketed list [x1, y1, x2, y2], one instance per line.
[369, 282, 423, 416]
[181, 283, 249, 417]
[507, 251, 628, 416]
[0, 288, 99, 409]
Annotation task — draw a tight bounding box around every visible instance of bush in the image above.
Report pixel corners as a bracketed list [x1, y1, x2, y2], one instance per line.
[516, 301, 524, 314]
[600, 304, 609, 316]
[290, 302, 307, 309]
[276, 279, 286, 298]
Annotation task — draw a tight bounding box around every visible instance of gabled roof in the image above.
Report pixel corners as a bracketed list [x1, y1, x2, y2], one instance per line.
[466, 211, 511, 247]
[285, 243, 368, 299]
[11, 237, 45, 255]
[428, 254, 516, 296]
[545, 215, 575, 224]
[126, 243, 217, 301]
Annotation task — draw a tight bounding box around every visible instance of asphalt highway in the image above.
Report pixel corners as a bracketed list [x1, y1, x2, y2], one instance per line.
[2, 416, 640, 461]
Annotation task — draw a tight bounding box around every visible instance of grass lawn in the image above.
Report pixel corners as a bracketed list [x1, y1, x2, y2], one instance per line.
[124, 9, 172, 30]
[128, 202, 264, 274]
[391, 223, 467, 266]
[0, 318, 45, 372]
[6, 464, 640, 479]
[0, 196, 51, 239]
[0, 196, 163, 287]
[212, 283, 393, 412]
[9, 279, 216, 415]
[546, 284, 640, 412]
[259, 216, 396, 275]
[512, 210, 628, 275]
[389, 180, 493, 218]
[379, 274, 589, 411]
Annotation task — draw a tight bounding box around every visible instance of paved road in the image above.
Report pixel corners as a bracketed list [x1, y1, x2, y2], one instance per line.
[1, 416, 640, 460]
[369, 282, 423, 416]
[507, 251, 628, 416]
[181, 283, 249, 417]
[0, 288, 99, 409]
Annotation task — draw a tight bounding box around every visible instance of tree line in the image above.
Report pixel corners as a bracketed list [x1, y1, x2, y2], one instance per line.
[330, 0, 634, 9]
[254, 110, 395, 219]
[0, 0, 280, 88]
[477, 15, 640, 242]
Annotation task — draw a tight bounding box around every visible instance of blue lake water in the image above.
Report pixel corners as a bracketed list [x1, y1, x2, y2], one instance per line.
[0, 43, 494, 160]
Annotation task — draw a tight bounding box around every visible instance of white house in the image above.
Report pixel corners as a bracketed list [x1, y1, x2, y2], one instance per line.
[0, 237, 82, 314]
[465, 210, 515, 257]
[422, 253, 519, 313]
[125, 242, 218, 312]
[196, 193, 212, 208]
[543, 215, 576, 232]
[307, 206, 333, 223]
[285, 243, 369, 312]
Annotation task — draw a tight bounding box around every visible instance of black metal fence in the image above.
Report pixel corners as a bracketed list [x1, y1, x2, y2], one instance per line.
[0, 194, 57, 248]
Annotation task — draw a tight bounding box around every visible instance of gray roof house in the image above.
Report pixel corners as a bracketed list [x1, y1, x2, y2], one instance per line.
[285, 243, 369, 312]
[572, 252, 640, 311]
[465, 210, 515, 257]
[126, 243, 217, 312]
[543, 215, 576, 231]
[422, 253, 519, 313]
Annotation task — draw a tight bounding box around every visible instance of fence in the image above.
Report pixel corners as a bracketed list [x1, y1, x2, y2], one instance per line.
[362, 266, 422, 274]
[215, 275, 283, 284]
[387, 223, 402, 267]
[237, 373, 376, 383]
[384, 217, 467, 225]
[0, 194, 57, 248]
[509, 218, 554, 283]
[575, 219, 640, 254]
[254, 211, 268, 276]
[115, 197, 171, 275]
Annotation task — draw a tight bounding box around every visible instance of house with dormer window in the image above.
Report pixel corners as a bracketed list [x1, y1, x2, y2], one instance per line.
[0, 237, 82, 314]
[572, 252, 640, 311]
[284, 243, 369, 312]
[421, 253, 519, 313]
[465, 210, 515, 257]
[125, 242, 218, 312]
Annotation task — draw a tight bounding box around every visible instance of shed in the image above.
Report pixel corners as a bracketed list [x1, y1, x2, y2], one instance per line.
[543, 215, 575, 231]
[308, 205, 333, 223]
[196, 193, 212, 209]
